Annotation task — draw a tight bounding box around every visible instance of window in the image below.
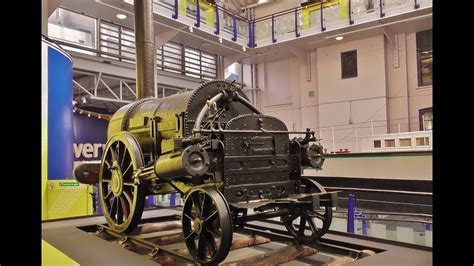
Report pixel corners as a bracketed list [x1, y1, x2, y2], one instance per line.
[50, 9, 218, 81]
[341, 50, 358, 79]
[99, 22, 120, 60]
[185, 46, 217, 80]
[373, 140, 381, 148]
[384, 139, 395, 148]
[99, 21, 136, 63]
[419, 107, 433, 131]
[399, 138, 412, 147]
[416, 29, 432, 86]
[157, 42, 184, 74]
[48, 8, 97, 54]
[416, 137, 426, 146]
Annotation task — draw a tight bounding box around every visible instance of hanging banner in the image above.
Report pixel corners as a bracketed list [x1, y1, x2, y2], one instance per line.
[340, 0, 349, 19]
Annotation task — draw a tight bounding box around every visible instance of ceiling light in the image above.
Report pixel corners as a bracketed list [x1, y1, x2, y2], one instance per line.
[116, 13, 127, 20]
[242, 46, 246, 52]
[88, 113, 91, 117]
[335, 36, 344, 41]
[189, 26, 193, 33]
[81, 96, 87, 103]
[72, 100, 77, 106]
[219, 37, 223, 44]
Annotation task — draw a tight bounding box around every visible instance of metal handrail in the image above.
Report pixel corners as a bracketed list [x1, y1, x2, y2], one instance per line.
[333, 215, 432, 224]
[324, 186, 432, 196]
[333, 210, 432, 218]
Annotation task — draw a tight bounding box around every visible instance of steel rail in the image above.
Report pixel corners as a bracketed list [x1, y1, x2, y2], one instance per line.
[97, 224, 197, 263]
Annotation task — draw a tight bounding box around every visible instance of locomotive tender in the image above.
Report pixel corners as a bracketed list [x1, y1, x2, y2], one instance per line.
[97, 79, 337, 264]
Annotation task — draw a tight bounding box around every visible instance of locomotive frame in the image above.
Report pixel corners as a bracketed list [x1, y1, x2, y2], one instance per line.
[97, 80, 338, 264]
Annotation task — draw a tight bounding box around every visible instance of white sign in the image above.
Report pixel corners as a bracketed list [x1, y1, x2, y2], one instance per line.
[73, 143, 106, 159]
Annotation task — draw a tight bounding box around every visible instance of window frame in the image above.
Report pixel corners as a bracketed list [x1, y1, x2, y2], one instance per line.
[419, 107, 433, 131]
[341, 50, 358, 79]
[416, 29, 433, 87]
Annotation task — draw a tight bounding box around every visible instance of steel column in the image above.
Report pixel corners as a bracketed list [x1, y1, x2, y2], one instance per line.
[232, 15, 237, 41]
[379, 0, 385, 17]
[172, 0, 178, 19]
[195, 0, 201, 28]
[347, 194, 355, 234]
[272, 15, 276, 43]
[134, 0, 157, 99]
[349, 0, 354, 25]
[214, 5, 220, 35]
[320, 1, 326, 32]
[295, 8, 300, 37]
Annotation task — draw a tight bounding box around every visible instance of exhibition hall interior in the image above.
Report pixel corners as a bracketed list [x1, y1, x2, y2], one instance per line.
[41, 0, 432, 264]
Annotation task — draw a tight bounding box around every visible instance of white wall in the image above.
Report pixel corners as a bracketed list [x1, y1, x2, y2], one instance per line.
[385, 33, 410, 133]
[252, 32, 432, 153]
[305, 153, 432, 180]
[385, 32, 432, 133]
[317, 35, 387, 152]
[406, 32, 432, 131]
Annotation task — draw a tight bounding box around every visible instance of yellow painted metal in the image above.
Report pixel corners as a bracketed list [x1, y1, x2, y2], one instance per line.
[340, 0, 349, 19]
[301, 0, 340, 29]
[152, 181, 177, 195]
[42, 240, 79, 266]
[154, 151, 185, 179]
[171, 180, 223, 195]
[179, 0, 187, 16]
[46, 180, 93, 220]
[160, 138, 176, 154]
[186, 0, 215, 27]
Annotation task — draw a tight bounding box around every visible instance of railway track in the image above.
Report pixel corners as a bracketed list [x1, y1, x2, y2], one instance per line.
[79, 211, 379, 265]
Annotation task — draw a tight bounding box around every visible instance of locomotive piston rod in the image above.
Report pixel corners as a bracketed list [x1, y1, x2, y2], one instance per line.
[131, 144, 210, 182]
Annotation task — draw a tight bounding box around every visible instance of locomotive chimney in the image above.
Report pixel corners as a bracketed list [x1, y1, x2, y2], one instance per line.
[134, 0, 156, 99]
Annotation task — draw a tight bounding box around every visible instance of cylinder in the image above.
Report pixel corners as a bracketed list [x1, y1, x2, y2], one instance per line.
[154, 145, 210, 179]
[42, 37, 74, 180]
[134, 0, 156, 99]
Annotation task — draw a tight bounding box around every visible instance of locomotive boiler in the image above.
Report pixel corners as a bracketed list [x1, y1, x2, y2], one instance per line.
[95, 79, 337, 264]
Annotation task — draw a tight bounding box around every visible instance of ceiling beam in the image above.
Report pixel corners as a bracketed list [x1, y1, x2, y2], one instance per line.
[155, 26, 187, 48]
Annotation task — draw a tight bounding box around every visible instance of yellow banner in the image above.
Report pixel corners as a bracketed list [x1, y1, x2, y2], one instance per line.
[340, 0, 349, 19]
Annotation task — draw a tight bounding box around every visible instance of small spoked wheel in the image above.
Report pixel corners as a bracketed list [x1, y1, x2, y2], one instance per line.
[99, 132, 146, 234]
[282, 178, 332, 243]
[182, 187, 233, 265]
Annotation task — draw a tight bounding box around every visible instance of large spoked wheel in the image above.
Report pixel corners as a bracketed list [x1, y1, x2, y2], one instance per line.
[282, 178, 332, 243]
[99, 132, 146, 234]
[182, 187, 233, 265]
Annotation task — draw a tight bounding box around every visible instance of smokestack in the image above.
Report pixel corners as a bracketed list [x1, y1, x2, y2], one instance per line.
[134, 0, 156, 99]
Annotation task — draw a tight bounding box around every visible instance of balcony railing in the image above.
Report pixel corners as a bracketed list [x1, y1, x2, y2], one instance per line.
[148, 0, 432, 49]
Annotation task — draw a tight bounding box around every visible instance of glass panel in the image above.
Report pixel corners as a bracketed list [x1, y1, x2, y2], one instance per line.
[416, 137, 425, 146]
[373, 140, 381, 148]
[384, 0, 414, 18]
[399, 138, 412, 147]
[385, 139, 395, 147]
[417, 30, 432, 86]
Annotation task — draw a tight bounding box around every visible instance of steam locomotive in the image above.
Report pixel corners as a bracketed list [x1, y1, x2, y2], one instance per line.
[78, 79, 337, 264]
